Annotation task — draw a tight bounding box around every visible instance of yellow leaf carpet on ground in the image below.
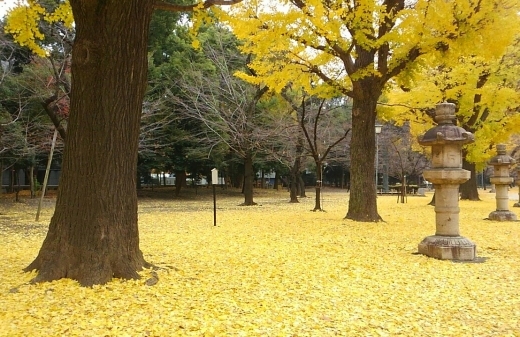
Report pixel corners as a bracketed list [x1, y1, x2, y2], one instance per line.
[0, 188, 519, 336]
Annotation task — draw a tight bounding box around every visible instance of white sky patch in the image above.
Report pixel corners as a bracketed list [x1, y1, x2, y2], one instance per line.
[0, 0, 24, 19]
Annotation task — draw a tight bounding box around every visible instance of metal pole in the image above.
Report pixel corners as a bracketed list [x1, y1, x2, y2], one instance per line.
[36, 129, 58, 221]
[375, 133, 379, 194]
[211, 168, 218, 226]
[321, 163, 325, 211]
[213, 184, 216, 226]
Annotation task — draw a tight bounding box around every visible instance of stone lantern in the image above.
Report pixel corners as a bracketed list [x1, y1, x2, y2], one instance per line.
[417, 102, 476, 261]
[488, 144, 517, 221]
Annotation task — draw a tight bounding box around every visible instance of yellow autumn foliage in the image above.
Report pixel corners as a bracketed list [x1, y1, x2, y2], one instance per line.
[381, 2, 520, 169]
[1, 188, 520, 336]
[219, 0, 520, 101]
[4, 0, 73, 57]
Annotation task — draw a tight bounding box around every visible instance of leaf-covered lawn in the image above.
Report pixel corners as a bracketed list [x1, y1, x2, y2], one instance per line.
[1, 188, 519, 336]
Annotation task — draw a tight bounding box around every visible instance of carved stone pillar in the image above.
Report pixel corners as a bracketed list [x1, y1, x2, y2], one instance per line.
[488, 144, 517, 221]
[417, 102, 476, 261]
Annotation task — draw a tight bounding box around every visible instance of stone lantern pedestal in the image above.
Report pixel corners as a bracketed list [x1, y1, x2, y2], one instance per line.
[488, 144, 517, 221]
[417, 102, 476, 261]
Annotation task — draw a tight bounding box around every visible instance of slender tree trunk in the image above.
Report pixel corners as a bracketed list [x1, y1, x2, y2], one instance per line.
[289, 162, 299, 203]
[290, 133, 304, 202]
[299, 174, 307, 197]
[243, 152, 256, 205]
[460, 153, 480, 200]
[274, 171, 279, 190]
[0, 162, 3, 195]
[24, 0, 155, 286]
[314, 160, 322, 211]
[9, 168, 14, 193]
[341, 167, 345, 189]
[399, 174, 406, 204]
[29, 166, 35, 199]
[345, 89, 382, 221]
[14, 169, 20, 202]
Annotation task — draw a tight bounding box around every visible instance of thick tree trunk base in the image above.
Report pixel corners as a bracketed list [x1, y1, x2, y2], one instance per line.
[344, 213, 383, 222]
[24, 249, 151, 287]
[24, 0, 157, 287]
[460, 192, 480, 201]
[460, 154, 480, 201]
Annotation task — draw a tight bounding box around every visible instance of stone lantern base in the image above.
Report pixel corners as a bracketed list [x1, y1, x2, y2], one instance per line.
[418, 235, 476, 261]
[488, 210, 517, 221]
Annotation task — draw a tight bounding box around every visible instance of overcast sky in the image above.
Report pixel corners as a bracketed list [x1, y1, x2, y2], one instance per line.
[1, 0, 19, 19]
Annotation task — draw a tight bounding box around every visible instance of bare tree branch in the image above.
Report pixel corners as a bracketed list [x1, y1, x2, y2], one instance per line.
[154, 0, 243, 12]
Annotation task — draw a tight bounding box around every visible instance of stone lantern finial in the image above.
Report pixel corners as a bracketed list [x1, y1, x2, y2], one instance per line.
[434, 102, 457, 124]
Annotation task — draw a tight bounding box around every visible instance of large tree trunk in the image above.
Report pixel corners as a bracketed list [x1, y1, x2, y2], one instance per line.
[242, 152, 256, 205]
[24, 0, 154, 286]
[345, 86, 382, 221]
[460, 152, 480, 200]
[174, 170, 187, 197]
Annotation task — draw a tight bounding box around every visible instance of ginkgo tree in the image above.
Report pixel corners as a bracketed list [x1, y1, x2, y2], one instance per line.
[219, 0, 519, 221]
[383, 34, 520, 200]
[5, 0, 243, 286]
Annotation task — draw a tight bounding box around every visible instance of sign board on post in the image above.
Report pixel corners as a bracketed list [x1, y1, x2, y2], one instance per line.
[211, 168, 218, 226]
[211, 168, 218, 185]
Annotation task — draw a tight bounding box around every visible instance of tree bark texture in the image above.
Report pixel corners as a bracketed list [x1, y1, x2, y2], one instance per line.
[29, 166, 35, 199]
[0, 162, 3, 195]
[345, 84, 382, 221]
[289, 163, 299, 203]
[25, 0, 155, 286]
[289, 138, 303, 203]
[299, 175, 307, 198]
[460, 152, 480, 200]
[174, 170, 187, 197]
[314, 160, 322, 211]
[242, 152, 255, 205]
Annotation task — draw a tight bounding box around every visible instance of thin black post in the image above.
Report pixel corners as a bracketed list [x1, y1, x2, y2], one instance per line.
[211, 168, 218, 226]
[213, 183, 216, 226]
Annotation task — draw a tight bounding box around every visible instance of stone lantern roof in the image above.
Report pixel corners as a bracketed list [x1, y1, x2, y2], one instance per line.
[488, 144, 516, 166]
[418, 102, 475, 146]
